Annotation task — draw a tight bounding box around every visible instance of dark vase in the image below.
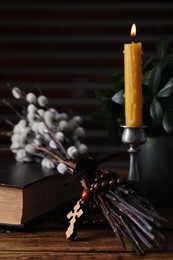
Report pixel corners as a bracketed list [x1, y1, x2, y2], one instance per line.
[138, 135, 173, 208]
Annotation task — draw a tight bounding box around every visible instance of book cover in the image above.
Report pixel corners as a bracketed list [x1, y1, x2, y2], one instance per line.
[0, 154, 81, 226]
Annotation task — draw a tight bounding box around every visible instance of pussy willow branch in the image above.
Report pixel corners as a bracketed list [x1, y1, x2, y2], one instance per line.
[2, 99, 23, 119]
[37, 114, 70, 159]
[34, 145, 75, 170]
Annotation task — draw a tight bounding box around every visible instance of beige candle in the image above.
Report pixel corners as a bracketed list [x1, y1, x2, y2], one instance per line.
[124, 24, 143, 126]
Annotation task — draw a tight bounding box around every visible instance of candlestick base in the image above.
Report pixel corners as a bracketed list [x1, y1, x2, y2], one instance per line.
[121, 125, 147, 182]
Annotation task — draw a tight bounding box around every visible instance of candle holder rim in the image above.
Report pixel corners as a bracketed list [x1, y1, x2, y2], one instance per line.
[120, 125, 148, 129]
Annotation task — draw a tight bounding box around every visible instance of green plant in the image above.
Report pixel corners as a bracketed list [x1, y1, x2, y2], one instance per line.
[93, 37, 173, 144]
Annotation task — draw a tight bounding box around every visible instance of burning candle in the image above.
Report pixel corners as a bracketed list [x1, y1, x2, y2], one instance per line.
[124, 24, 143, 126]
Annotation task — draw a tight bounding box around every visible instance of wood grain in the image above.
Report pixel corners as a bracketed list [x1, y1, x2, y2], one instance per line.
[0, 208, 172, 259]
[0, 228, 171, 259]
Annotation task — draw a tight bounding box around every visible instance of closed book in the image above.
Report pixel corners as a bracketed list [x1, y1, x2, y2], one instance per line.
[0, 154, 81, 226]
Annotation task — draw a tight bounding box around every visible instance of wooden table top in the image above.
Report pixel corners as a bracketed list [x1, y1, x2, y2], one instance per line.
[0, 208, 172, 260]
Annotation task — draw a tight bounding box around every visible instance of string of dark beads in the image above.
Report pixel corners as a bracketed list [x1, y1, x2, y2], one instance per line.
[81, 170, 125, 204]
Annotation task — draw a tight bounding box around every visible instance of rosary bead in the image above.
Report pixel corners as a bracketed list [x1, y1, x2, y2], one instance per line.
[81, 189, 92, 202]
[94, 176, 101, 182]
[117, 177, 125, 185]
[101, 180, 109, 189]
[93, 182, 101, 190]
[109, 179, 117, 188]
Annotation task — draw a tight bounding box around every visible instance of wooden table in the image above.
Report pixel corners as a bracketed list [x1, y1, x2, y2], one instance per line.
[0, 154, 171, 259]
[0, 208, 172, 259]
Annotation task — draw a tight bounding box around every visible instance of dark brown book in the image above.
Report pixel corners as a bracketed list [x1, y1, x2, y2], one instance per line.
[0, 154, 81, 226]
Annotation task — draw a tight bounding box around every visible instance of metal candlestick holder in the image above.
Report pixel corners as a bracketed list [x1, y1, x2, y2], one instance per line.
[121, 125, 147, 182]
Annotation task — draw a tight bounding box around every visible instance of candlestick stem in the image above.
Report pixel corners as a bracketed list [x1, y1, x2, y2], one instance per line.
[128, 144, 139, 182]
[121, 126, 147, 182]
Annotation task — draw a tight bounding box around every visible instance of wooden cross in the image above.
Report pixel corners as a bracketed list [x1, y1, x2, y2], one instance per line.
[65, 199, 84, 240]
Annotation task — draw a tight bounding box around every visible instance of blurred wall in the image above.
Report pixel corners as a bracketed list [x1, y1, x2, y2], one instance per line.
[0, 0, 173, 154]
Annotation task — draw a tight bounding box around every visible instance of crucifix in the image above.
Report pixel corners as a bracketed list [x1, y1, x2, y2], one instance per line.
[66, 199, 84, 240]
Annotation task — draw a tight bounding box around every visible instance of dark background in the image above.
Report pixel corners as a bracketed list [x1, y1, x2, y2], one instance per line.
[0, 0, 173, 156]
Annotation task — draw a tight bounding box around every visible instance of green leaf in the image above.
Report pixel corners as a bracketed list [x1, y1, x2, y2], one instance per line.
[164, 54, 173, 61]
[157, 78, 173, 97]
[151, 63, 163, 94]
[111, 89, 124, 105]
[147, 62, 167, 95]
[163, 109, 173, 134]
[147, 66, 160, 94]
[156, 37, 170, 58]
[158, 55, 173, 72]
[142, 57, 155, 71]
[150, 97, 163, 125]
[143, 70, 153, 86]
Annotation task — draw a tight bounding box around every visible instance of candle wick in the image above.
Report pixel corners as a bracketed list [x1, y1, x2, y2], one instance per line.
[131, 37, 135, 43]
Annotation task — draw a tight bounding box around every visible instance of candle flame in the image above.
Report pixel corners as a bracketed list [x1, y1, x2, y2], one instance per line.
[131, 24, 136, 38]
